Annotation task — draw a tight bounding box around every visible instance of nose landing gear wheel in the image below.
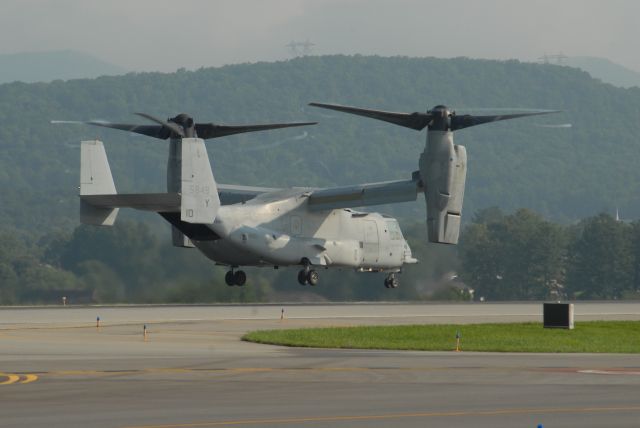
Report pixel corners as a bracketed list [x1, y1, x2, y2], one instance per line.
[385, 274, 399, 289]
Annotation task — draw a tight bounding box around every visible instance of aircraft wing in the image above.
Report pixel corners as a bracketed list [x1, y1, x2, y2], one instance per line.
[307, 172, 422, 211]
[82, 176, 420, 213]
[217, 184, 280, 205]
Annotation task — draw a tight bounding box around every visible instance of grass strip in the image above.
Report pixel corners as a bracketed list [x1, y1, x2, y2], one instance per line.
[242, 321, 640, 353]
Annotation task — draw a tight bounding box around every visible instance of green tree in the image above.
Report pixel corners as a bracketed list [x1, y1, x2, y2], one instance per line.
[75, 260, 125, 303]
[566, 213, 633, 299]
[59, 222, 163, 301]
[460, 209, 566, 300]
[0, 262, 19, 304]
[630, 221, 640, 296]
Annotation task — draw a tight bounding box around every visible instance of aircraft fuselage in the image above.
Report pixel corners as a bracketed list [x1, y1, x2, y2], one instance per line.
[194, 190, 416, 272]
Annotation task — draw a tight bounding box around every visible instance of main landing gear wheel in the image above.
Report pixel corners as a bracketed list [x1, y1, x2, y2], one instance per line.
[234, 270, 247, 286]
[225, 271, 235, 287]
[298, 267, 320, 286]
[307, 270, 319, 286]
[298, 269, 308, 286]
[384, 274, 399, 289]
[226, 269, 247, 286]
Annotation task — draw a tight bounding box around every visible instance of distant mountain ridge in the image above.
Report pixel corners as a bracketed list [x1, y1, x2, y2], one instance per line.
[564, 56, 640, 88]
[0, 50, 126, 84]
[2, 54, 640, 235]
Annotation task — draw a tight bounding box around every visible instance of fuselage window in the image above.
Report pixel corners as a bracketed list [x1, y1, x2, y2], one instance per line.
[386, 220, 402, 240]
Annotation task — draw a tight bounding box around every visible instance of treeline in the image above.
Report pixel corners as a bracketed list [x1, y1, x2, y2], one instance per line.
[0, 222, 269, 305]
[0, 220, 454, 304]
[1, 208, 638, 304]
[460, 208, 640, 300]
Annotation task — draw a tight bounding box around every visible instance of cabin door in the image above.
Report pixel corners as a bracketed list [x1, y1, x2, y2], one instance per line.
[362, 220, 379, 264]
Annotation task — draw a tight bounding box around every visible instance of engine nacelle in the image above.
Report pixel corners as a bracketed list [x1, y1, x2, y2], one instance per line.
[419, 130, 467, 244]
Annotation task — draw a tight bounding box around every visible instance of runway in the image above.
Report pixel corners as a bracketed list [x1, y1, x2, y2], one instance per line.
[1, 302, 639, 427]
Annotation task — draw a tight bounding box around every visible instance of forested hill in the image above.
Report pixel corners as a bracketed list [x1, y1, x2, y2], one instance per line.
[2, 55, 640, 236]
[0, 51, 126, 84]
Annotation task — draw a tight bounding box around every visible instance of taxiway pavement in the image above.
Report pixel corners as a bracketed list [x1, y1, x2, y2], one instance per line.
[0, 302, 639, 428]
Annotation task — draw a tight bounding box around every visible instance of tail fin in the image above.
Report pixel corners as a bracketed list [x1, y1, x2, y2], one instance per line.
[80, 140, 119, 226]
[180, 138, 220, 224]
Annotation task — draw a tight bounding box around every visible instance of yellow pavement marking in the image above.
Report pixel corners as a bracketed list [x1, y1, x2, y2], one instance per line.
[38, 367, 378, 377]
[0, 365, 548, 384]
[0, 374, 20, 385]
[55, 370, 118, 376]
[15, 366, 481, 380]
[0, 373, 39, 385]
[20, 374, 38, 384]
[123, 405, 640, 428]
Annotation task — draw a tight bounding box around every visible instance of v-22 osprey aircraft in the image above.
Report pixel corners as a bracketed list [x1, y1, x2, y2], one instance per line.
[66, 104, 555, 289]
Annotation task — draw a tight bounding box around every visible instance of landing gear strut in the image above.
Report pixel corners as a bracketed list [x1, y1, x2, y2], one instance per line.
[225, 268, 247, 286]
[298, 261, 319, 286]
[384, 273, 399, 289]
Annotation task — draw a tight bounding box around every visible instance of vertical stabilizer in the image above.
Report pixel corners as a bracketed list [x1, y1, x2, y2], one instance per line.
[80, 140, 119, 226]
[167, 138, 193, 246]
[180, 138, 220, 224]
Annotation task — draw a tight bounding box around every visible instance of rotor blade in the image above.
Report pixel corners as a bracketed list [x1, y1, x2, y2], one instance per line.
[309, 102, 432, 131]
[52, 119, 169, 139]
[87, 121, 168, 139]
[135, 112, 185, 137]
[194, 122, 317, 140]
[451, 110, 561, 131]
[51, 120, 84, 124]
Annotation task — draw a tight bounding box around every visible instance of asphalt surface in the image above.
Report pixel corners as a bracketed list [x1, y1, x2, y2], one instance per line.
[0, 302, 639, 428]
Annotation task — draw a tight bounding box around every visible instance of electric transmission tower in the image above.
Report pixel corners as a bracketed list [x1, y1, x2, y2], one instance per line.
[538, 52, 568, 65]
[286, 40, 315, 58]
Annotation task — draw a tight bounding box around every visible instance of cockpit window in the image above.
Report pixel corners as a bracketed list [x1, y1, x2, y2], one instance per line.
[386, 220, 402, 240]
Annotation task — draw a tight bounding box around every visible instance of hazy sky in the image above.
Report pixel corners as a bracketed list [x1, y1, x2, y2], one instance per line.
[2, 0, 639, 72]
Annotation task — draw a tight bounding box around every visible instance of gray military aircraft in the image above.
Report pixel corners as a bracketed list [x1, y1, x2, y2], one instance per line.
[65, 105, 555, 289]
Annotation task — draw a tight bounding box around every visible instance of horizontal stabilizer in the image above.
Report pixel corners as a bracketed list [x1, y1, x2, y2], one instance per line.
[81, 193, 181, 212]
[82, 187, 275, 211]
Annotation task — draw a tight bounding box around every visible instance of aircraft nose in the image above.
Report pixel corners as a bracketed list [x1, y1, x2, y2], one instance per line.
[403, 241, 418, 264]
